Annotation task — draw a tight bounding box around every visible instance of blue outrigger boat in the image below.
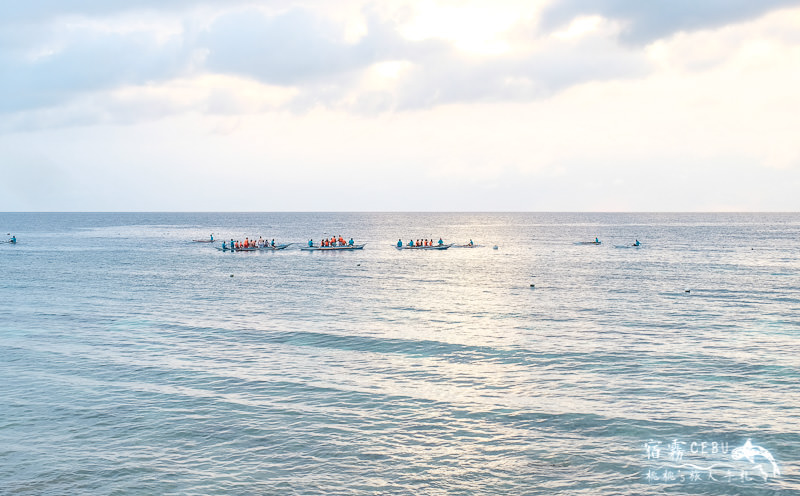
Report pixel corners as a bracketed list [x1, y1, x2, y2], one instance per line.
[218, 243, 293, 252]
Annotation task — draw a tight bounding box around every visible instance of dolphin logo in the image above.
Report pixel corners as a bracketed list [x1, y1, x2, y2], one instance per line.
[731, 439, 780, 478]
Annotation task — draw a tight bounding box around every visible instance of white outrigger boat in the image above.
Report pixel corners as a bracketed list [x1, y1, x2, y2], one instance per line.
[395, 243, 453, 250]
[301, 243, 365, 251]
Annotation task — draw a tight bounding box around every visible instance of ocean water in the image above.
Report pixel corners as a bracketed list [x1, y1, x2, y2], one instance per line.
[1, 212, 798, 495]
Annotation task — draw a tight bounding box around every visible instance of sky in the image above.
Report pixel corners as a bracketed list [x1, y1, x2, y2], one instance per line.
[1, 0, 799, 211]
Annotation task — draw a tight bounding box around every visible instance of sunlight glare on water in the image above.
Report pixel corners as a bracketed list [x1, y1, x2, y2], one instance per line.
[1, 212, 799, 495]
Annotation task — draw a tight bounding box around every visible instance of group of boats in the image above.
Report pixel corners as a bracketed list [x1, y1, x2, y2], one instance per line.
[191, 234, 480, 252]
[192, 234, 368, 252]
[191, 234, 641, 252]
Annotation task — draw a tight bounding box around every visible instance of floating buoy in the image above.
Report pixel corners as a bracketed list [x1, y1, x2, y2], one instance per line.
[684, 289, 690, 293]
[356, 264, 361, 266]
[493, 245, 499, 250]
[530, 284, 535, 288]
[230, 274, 234, 277]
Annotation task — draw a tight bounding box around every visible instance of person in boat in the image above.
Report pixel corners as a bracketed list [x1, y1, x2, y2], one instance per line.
[230, 239, 234, 250]
[408, 239, 414, 247]
[595, 237, 600, 243]
[438, 238, 444, 246]
[222, 241, 227, 250]
[271, 239, 275, 247]
[468, 239, 474, 246]
[397, 239, 403, 248]
[308, 239, 313, 247]
[348, 238, 354, 246]
[9, 235, 16, 243]
[634, 239, 640, 246]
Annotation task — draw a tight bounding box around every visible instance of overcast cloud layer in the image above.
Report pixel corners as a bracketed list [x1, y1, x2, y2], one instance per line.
[1, 0, 799, 211]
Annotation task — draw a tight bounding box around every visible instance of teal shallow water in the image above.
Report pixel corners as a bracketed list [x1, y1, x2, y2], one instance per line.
[1, 213, 799, 495]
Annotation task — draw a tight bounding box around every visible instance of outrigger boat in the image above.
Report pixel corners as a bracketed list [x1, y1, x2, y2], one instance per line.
[396, 243, 453, 250]
[301, 244, 365, 251]
[218, 243, 293, 252]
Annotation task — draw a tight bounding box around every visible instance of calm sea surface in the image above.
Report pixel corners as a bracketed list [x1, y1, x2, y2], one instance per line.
[1, 212, 799, 495]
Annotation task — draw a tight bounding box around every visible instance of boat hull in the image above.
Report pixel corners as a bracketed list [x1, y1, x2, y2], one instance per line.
[301, 244, 365, 251]
[396, 243, 453, 250]
[218, 243, 292, 252]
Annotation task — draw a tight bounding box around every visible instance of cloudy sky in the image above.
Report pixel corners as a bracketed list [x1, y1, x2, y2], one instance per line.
[2, 0, 799, 211]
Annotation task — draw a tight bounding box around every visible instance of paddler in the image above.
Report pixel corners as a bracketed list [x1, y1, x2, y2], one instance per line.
[348, 238, 354, 246]
[408, 239, 414, 247]
[595, 237, 600, 243]
[222, 241, 227, 250]
[10, 235, 16, 243]
[438, 238, 444, 246]
[634, 239, 640, 246]
[271, 239, 275, 247]
[468, 239, 474, 246]
[210, 234, 214, 242]
[397, 239, 403, 248]
[308, 239, 313, 247]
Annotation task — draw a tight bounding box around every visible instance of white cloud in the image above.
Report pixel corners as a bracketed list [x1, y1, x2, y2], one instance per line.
[1, 1, 800, 210]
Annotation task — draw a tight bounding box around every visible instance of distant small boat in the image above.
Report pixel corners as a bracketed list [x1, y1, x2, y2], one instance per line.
[301, 244, 366, 251]
[396, 243, 453, 250]
[192, 239, 216, 243]
[576, 241, 601, 245]
[452, 243, 480, 248]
